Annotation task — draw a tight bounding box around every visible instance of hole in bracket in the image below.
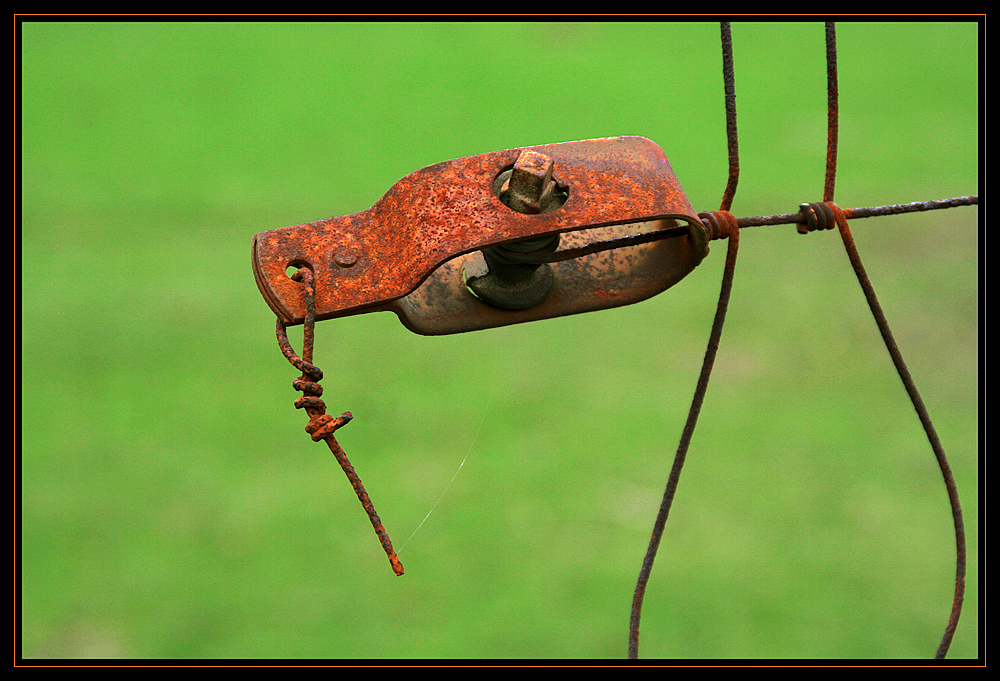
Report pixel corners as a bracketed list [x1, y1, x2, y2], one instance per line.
[491, 163, 516, 198]
[286, 260, 311, 280]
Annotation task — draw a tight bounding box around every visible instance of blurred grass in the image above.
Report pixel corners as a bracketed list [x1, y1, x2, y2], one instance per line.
[20, 20, 978, 660]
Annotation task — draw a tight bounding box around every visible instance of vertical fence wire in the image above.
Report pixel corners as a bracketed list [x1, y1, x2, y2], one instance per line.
[628, 21, 742, 660]
[818, 22, 965, 659]
[629, 20, 968, 659]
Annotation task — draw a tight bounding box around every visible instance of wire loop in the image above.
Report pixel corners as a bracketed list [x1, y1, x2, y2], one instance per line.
[698, 210, 740, 241]
[797, 201, 840, 234]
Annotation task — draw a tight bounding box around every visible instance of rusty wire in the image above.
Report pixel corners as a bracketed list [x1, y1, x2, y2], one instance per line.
[823, 204, 967, 658]
[276, 267, 404, 576]
[628, 20, 970, 660]
[629, 21, 743, 660]
[509, 195, 978, 266]
[719, 22, 740, 213]
[628, 211, 739, 661]
[814, 21, 965, 659]
[824, 22, 839, 203]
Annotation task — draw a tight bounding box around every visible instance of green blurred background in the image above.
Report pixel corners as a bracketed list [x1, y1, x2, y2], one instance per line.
[21, 21, 979, 660]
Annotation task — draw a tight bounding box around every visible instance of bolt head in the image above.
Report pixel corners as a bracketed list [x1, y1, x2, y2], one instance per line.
[500, 149, 558, 214]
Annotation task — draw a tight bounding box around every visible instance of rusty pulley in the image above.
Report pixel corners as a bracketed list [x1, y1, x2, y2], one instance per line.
[252, 136, 711, 335]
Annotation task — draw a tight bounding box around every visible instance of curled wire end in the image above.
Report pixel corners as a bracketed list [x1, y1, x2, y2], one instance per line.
[699, 210, 739, 240]
[797, 201, 841, 234]
[305, 411, 354, 442]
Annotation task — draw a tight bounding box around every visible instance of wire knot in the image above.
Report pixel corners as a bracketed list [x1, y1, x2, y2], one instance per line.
[698, 210, 739, 240]
[797, 201, 846, 234]
[293, 376, 326, 413]
[292, 377, 323, 397]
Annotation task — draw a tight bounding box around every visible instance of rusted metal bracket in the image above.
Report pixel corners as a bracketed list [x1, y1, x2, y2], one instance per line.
[252, 136, 710, 335]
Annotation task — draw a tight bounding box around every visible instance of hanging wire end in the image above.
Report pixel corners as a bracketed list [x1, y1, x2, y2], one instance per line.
[274, 268, 404, 577]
